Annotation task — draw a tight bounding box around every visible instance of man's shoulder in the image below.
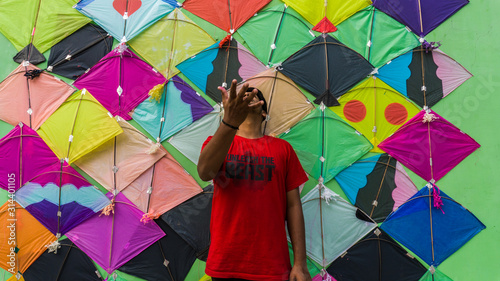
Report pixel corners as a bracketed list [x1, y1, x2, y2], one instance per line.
[262, 135, 290, 144]
[264, 135, 293, 148]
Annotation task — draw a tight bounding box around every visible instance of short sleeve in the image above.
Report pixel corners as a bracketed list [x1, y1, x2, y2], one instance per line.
[201, 136, 213, 152]
[285, 142, 309, 192]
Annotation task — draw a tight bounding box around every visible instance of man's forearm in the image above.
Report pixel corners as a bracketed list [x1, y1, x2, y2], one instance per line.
[197, 122, 237, 181]
[286, 188, 308, 267]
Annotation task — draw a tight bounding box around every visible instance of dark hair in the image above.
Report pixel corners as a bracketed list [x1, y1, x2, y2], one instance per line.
[246, 87, 267, 114]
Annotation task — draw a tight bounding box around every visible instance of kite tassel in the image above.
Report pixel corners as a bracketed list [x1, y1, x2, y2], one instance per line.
[148, 83, 166, 103]
[46, 240, 61, 254]
[219, 34, 232, 50]
[422, 40, 441, 53]
[432, 185, 445, 214]
[117, 42, 128, 54]
[100, 202, 115, 216]
[147, 142, 162, 154]
[24, 69, 43, 79]
[319, 181, 336, 204]
[140, 212, 160, 224]
[422, 112, 438, 123]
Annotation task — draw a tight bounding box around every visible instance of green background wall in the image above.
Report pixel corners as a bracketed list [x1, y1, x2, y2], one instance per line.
[0, 0, 498, 280]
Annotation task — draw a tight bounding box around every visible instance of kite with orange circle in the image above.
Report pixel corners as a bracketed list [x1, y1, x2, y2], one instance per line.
[330, 76, 420, 152]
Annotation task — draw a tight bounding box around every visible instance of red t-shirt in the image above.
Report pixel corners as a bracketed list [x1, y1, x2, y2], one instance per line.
[202, 135, 308, 280]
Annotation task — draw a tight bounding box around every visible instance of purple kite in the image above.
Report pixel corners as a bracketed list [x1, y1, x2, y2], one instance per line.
[73, 44, 166, 120]
[372, 0, 469, 37]
[66, 192, 165, 274]
[15, 163, 110, 237]
[378, 109, 480, 183]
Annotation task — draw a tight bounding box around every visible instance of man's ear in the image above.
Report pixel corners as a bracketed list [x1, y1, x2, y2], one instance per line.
[261, 111, 267, 122]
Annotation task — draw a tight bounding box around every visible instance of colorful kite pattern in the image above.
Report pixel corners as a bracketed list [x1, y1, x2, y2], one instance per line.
[0, 1, 483, 280]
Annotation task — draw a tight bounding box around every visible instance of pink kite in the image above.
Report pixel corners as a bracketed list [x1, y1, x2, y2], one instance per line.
[379, 109, 480, 183]
[0, 63, 74, 130]
[73, 45, 166, 120]
[75, 118, 165, 193]
[122, 150, 203, 217]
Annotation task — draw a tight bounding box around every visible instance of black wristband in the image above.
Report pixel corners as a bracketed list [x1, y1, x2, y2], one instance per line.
[221, 119, 239, 130]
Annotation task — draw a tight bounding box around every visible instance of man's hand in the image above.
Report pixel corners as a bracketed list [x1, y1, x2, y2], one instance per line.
[289, 264, 312, 281]
[219, 79, 263, 129]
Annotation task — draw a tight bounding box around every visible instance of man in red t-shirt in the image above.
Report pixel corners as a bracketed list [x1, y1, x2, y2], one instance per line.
[198, 80, 311, 281]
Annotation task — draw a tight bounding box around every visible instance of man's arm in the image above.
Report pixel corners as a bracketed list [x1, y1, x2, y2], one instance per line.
[287, 188, 312, 281]
[197, 80, 262, 181]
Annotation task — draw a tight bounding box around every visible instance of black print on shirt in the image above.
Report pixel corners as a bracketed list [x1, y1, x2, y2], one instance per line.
[225, 154, 275, 181]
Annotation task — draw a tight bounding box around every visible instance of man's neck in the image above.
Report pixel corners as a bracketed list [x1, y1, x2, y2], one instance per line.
[236, 115, 264, 139]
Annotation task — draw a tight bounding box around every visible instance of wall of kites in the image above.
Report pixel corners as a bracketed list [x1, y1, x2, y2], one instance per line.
[0, 0, 488, 280]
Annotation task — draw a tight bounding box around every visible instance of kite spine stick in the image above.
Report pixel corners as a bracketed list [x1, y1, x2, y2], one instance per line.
[319, 107, 326, 268]
[420, 46, 427, 107]
[118, 55, 123, 116]
[227, 0, 233, 32]
[367, 7, 376, 63]
[428, 187, 436, 264]
[66, 93, 84, 163]
[113, 137, 117, 192]
[418, 0, 424, 36]
[122, 0, 130, 41]
[372, 77, 377, 145]
[158, 86, 168, 140]
[27, 0, 42, 62]
[25, 71, 33, 129]
[268, 6, 287, 66]
[371, 156, 391, 218]
[428, 122, 434, 182]
[146, 163, 157, 213]
[323, 36, 330, 99]
[166, 10, 179, 79]
[56, 241, 73, 280]
[378, 239, 382, 281]
[57, 159, 64, 237]
[261, 71, 278, 135]
[223, 39, 231, 92]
